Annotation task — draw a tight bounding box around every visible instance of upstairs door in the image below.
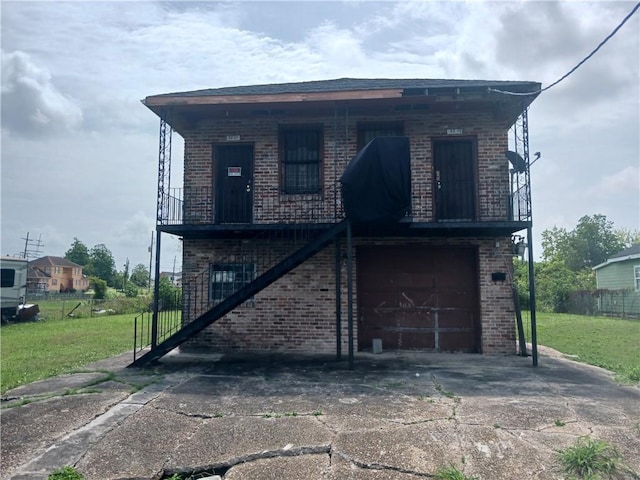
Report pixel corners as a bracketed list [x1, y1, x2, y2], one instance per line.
[433, 140, 476, 221]
[215, 145, 253, 224]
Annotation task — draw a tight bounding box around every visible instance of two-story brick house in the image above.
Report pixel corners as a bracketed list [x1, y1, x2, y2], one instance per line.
[131, 78, 540, 367]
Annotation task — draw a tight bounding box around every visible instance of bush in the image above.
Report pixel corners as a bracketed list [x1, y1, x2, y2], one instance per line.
[124, 282, 139, 298]
[90, 277, 108, 300]
[158, 276, 182, 310]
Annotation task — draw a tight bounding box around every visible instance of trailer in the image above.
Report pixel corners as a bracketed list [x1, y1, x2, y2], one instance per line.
[1, 256, 28, 322]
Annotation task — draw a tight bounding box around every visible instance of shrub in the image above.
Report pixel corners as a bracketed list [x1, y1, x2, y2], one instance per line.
[89, 277, 107, 299]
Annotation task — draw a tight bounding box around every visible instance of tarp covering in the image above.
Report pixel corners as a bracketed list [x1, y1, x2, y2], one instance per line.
[340, 137, 411, 223]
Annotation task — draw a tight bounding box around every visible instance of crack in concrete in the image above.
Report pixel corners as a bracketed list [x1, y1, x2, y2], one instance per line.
[389, 416, 452, 426]
[163, 444, 331, 479]
[333, 450, 435, 478]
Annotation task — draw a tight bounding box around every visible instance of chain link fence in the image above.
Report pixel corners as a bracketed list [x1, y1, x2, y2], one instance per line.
[567, 289, 640, 318]
[27, 295, 152, 321]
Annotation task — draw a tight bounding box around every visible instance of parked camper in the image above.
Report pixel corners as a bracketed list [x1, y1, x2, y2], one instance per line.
[1, 256, 28, 321]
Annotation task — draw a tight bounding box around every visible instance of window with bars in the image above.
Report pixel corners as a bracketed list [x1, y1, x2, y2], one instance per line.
[210, 263, 256, 304]
[280, 127, 322, 194]
[357, 122, 404, 149]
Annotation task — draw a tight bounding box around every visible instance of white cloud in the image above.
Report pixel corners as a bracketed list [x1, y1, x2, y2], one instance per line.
[588, 166, 640, 195]
[1, 50, 83, 136]
[0, 0, 638, 267]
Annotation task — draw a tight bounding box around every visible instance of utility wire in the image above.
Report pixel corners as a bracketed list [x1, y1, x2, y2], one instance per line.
[489, 1, 640, 96]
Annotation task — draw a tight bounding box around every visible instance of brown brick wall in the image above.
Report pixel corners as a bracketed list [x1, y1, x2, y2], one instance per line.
[179, 109, 517, 355]
[182, 236, 515, 355]
[182, 111, 510, 223]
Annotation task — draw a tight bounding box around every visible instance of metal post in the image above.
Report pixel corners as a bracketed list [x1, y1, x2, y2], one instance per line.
[335, 237, 342, 360]
[527, 226, 538, 366]
[148, 231, 154, 289]
[347, 221, 354, 370]
[151, 230, 162, 348]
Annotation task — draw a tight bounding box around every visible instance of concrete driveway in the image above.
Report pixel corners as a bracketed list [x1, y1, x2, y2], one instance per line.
[2, 348, 639, 480]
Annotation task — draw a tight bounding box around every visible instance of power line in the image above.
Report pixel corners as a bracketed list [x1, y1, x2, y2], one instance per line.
[489, 1, 640, 97]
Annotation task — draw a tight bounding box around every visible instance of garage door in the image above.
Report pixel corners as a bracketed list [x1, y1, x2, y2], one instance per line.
[357, 246, 480, 352]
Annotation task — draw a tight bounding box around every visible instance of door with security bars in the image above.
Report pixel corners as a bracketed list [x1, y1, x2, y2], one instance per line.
[433, 140, 476, 221]
[215, 145, 253, 223]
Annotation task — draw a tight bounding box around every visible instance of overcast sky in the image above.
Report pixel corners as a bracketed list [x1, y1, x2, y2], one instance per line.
[1, 0, 639, 273]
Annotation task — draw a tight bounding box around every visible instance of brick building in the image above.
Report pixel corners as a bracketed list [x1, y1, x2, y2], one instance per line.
[132, 78, 540, 366]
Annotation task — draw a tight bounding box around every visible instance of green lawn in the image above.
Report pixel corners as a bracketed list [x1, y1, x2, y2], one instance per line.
[1, 311, 638, 394]
[1, 314, 135, 394]
[526, 312, 640, 382]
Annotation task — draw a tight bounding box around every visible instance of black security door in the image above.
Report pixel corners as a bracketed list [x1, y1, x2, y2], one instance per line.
[215, 145, 253, 224]
[433, 140, 476, 221]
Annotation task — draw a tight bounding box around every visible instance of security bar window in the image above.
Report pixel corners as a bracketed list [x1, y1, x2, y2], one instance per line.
[210, 263, 256, 303]
[280, 128, 322, 194]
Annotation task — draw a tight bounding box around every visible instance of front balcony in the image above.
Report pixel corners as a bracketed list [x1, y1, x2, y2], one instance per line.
[158, 181, 531, 239]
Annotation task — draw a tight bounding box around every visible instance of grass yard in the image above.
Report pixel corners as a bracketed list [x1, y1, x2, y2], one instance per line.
[1, 314, 135, 394]
[1, 311, 638, 394]
[528, 312, 640, 382]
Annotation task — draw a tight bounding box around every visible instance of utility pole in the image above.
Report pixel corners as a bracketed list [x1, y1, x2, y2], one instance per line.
[123, 257, 129, 291]
[21, 232, 44, 260]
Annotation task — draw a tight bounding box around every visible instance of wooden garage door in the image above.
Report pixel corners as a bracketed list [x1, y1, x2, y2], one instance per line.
[357, 246, 480, 352]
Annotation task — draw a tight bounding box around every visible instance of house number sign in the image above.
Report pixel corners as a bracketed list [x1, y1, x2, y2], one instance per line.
[225, 135, 241, 141]
[446, 128, 463, 135]
[228, 167, 242, 177]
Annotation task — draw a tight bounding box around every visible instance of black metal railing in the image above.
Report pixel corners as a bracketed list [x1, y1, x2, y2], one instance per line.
[133, 222, 329, 359]
[133, 289, 182, 360]
[158, 180, 529, 226]
[160, 185, 344, 226]
[181, 226, 320, 324]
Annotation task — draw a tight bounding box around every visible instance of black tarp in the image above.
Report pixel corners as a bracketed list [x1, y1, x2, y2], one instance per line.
[340, 136, 411, 223]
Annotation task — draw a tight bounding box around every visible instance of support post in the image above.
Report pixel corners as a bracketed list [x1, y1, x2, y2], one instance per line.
[347, 221, 354, 370]
[527, 226, 538, 366]
[335, 237, 342, 361]
[151, 230, 162, 348]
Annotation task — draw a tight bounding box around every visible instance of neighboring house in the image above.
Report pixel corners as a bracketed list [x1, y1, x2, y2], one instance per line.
[593, 244, 640, 291]
[592, 244, 640, 317]
[27, 256, 89, 293]
[160, 271, 182, 288]
[132, 77, 541, 366]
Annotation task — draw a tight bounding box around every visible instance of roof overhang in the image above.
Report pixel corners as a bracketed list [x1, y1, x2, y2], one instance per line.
[143, 80, 540, 135]
[593, 253, 640, 271]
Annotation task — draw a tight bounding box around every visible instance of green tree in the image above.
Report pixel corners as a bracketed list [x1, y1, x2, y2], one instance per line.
[616, 228, 640, 248]
[535, 260, 576, 312]
[64, 238, 90, 266]
[86, 244, 116, 286]
[90, 277, 107, 299]
[130, 264, 150, 288]
[158, 276, 181, 310]
[512, 259, 530, 310]
[542, 214, 625, 271]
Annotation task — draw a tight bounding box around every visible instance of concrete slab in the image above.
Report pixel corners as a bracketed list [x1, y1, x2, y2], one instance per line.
[76, 408, 201, 480]
[2, 373, 109, 399]
[1, 392, 128, 478]
[2, 350, 639, 480]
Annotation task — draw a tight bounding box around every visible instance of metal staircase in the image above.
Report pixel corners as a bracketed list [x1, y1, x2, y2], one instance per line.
[130, 220, 347, 367]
